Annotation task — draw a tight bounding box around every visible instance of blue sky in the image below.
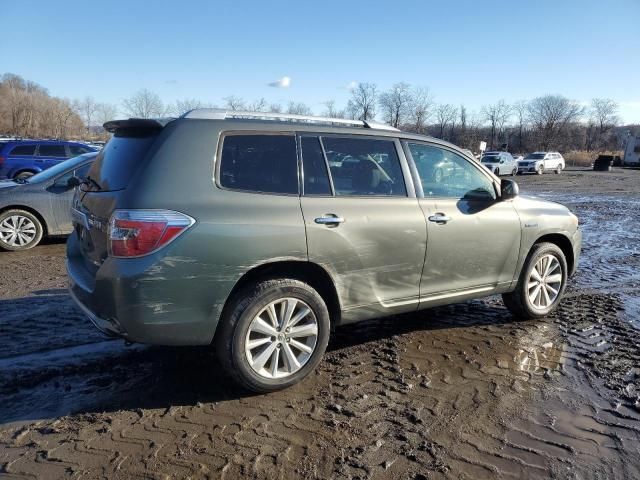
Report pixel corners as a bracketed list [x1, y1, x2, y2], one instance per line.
[2, 0, 639, 122]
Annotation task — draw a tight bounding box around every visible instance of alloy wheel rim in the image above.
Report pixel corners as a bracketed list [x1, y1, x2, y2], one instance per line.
[527, 254, 563, 310]
[245, 297, 318, 379]
[0, 215, 37, 247]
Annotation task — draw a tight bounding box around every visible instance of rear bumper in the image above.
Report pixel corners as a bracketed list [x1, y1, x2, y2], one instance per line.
[66, 232, 231, 346]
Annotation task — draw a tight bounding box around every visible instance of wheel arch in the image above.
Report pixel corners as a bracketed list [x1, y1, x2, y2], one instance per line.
[11, 168, 40, 179]
[533, 233, 574, 274]
[216, 260, 342, 337]
[0, 205, 49, 237]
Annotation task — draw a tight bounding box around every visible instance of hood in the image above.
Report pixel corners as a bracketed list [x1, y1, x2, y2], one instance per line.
[515, 194, 571, 214]
[0, 180, 19, 191]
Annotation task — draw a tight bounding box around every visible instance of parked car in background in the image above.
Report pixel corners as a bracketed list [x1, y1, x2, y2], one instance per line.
[623, 135, 640, 166]
[513, 154, 524, 162]
[518, 152, 565, 174]
[67, 110, 581, 393]
[480, 151, 517, 176]
[0, 140, 97, 180]
[0, 152, 97, 251]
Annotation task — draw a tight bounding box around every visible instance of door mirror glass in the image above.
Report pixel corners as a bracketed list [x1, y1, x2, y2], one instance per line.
[67, 176, 81, 188]
[501, 178, 519, 200]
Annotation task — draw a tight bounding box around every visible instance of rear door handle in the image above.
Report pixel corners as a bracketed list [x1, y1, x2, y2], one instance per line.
[314, 214, 345, 226]
[428, 213, 451, 224]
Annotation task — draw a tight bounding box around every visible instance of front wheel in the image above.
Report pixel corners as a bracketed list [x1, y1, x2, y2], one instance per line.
[0, 209, 44, 251]
[502, 242, 567, 319]
[511, 168, 517, 176]
[537, 164, 544, 175]
[216, 278, 330, 392]
[494, 167, 500, 176]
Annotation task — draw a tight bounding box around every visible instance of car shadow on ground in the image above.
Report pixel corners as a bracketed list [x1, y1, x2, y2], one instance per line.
[0, 293, 528, 424]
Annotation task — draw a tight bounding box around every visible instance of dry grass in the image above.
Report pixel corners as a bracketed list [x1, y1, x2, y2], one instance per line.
[563, 150, 623, 167]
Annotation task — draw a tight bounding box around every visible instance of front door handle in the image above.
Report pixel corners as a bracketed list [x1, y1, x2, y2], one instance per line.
[428, 213, 452, 224]
[314, 214, 345, 226]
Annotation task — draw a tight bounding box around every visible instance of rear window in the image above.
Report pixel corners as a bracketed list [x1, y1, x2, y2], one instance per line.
[85, 132, 158, 191]
[9, 144, 36, 156]
[219, 134, 298, 195]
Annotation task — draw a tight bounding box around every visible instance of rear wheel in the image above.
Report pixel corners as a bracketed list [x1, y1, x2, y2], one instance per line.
[0, 209, 44, 251]
[14, 171, 35, 180]
[216, 278, 330, 392]
[502, 242, 567, 319]
[555, 164, 562, 174]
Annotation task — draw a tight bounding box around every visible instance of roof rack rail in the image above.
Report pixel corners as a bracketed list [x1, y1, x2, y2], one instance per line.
[181, 108, 400, 132]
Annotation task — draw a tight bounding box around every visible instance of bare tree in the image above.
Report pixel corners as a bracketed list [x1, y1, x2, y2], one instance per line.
[408, 86, 434, 134]
[512, 100, 528, 152]
[378, 82, 412, 127]
[435, 103, 457, 140]
[165, 98, 206, 117]
[246, 98, 268, 112]
[95, 102, 118, 126]
[527, 95, 584, 150]
[286, 101, 312, 115]
[321, 100, 345, 118]
[122, 89, 165, 118]
[268, 103, 283, 113]
[481, 100, 511, 150]
[346, 83, 377, 121]
[223, 95, 245, 111]
[73, 96, 98, 133]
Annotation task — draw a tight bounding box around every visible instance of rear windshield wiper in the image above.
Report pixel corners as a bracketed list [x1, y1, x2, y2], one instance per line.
[82, 175, 102, 191]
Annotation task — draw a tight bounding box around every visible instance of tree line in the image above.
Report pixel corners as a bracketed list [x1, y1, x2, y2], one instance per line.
[0, 72, 633, 153]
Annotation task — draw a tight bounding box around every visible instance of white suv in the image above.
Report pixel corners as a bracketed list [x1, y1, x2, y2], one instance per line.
[518, 152, 565, 175]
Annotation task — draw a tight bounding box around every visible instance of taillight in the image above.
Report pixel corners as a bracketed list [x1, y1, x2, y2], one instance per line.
[0, 156, 5, 165]
[108, 210, 195, 258]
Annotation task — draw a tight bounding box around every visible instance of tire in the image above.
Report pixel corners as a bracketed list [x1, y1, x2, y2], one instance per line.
[215, 278, 330, 392]
[433, 168, 444, 183]
[537, 164, 544, 175]
[14, 171, 36, 180]
[511, 168, 517, 176]
[502, 242, 568, 319]
[494, 167, 500, 176]
[555, 164, 562, 174]
[0, 209, 44, 251]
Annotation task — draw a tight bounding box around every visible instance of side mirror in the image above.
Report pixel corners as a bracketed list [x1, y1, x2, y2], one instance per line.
[67, 176, 81, 188]
[501, 178, 519, 200]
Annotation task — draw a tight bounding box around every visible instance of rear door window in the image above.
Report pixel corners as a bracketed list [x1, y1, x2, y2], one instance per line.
[38, 144, 67, 157]
[219, 134, 298, 195]
[322, 137, 406, 197]
[9, 144, 36, 156]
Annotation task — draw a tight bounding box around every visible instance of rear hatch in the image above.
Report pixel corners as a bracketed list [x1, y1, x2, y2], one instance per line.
[72, 119, 167, 273]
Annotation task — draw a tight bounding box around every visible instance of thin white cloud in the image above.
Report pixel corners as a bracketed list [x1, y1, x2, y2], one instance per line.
[344, 81, 358, 90]
[268, 76, 291, 88]
[622, 101, 640, 109]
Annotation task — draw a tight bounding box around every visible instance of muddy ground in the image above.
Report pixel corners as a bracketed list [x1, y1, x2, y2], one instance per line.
[1, 167, 639, 479]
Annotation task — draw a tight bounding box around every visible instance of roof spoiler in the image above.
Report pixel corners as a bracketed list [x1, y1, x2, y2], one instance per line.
[103, 118, 175, 133]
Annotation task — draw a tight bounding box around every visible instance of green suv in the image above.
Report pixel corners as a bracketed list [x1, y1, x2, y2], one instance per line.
[67, 110, 581, 392]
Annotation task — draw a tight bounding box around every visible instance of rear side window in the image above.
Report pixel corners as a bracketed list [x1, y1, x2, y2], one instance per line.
[38, 144, 67, 157]
[9, 145, 36, 156]
[322, 137, 406, 197]
[301, 137, 331, 195]
[219, 135, 298, 195]
[86, 132, 158, 191]
[69, 145, 92, 156]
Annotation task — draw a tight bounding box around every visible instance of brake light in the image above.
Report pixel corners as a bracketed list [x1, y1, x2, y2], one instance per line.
[108, 210, 195, 258]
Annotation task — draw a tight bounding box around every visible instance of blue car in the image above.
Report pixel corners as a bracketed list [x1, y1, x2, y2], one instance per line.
[0, 140, 98, 180]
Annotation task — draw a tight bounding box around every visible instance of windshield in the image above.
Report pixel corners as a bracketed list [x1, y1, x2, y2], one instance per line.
[525, 153, 545, 160]
[26, 153, 97, 184]
[481, 156, 499, 163]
